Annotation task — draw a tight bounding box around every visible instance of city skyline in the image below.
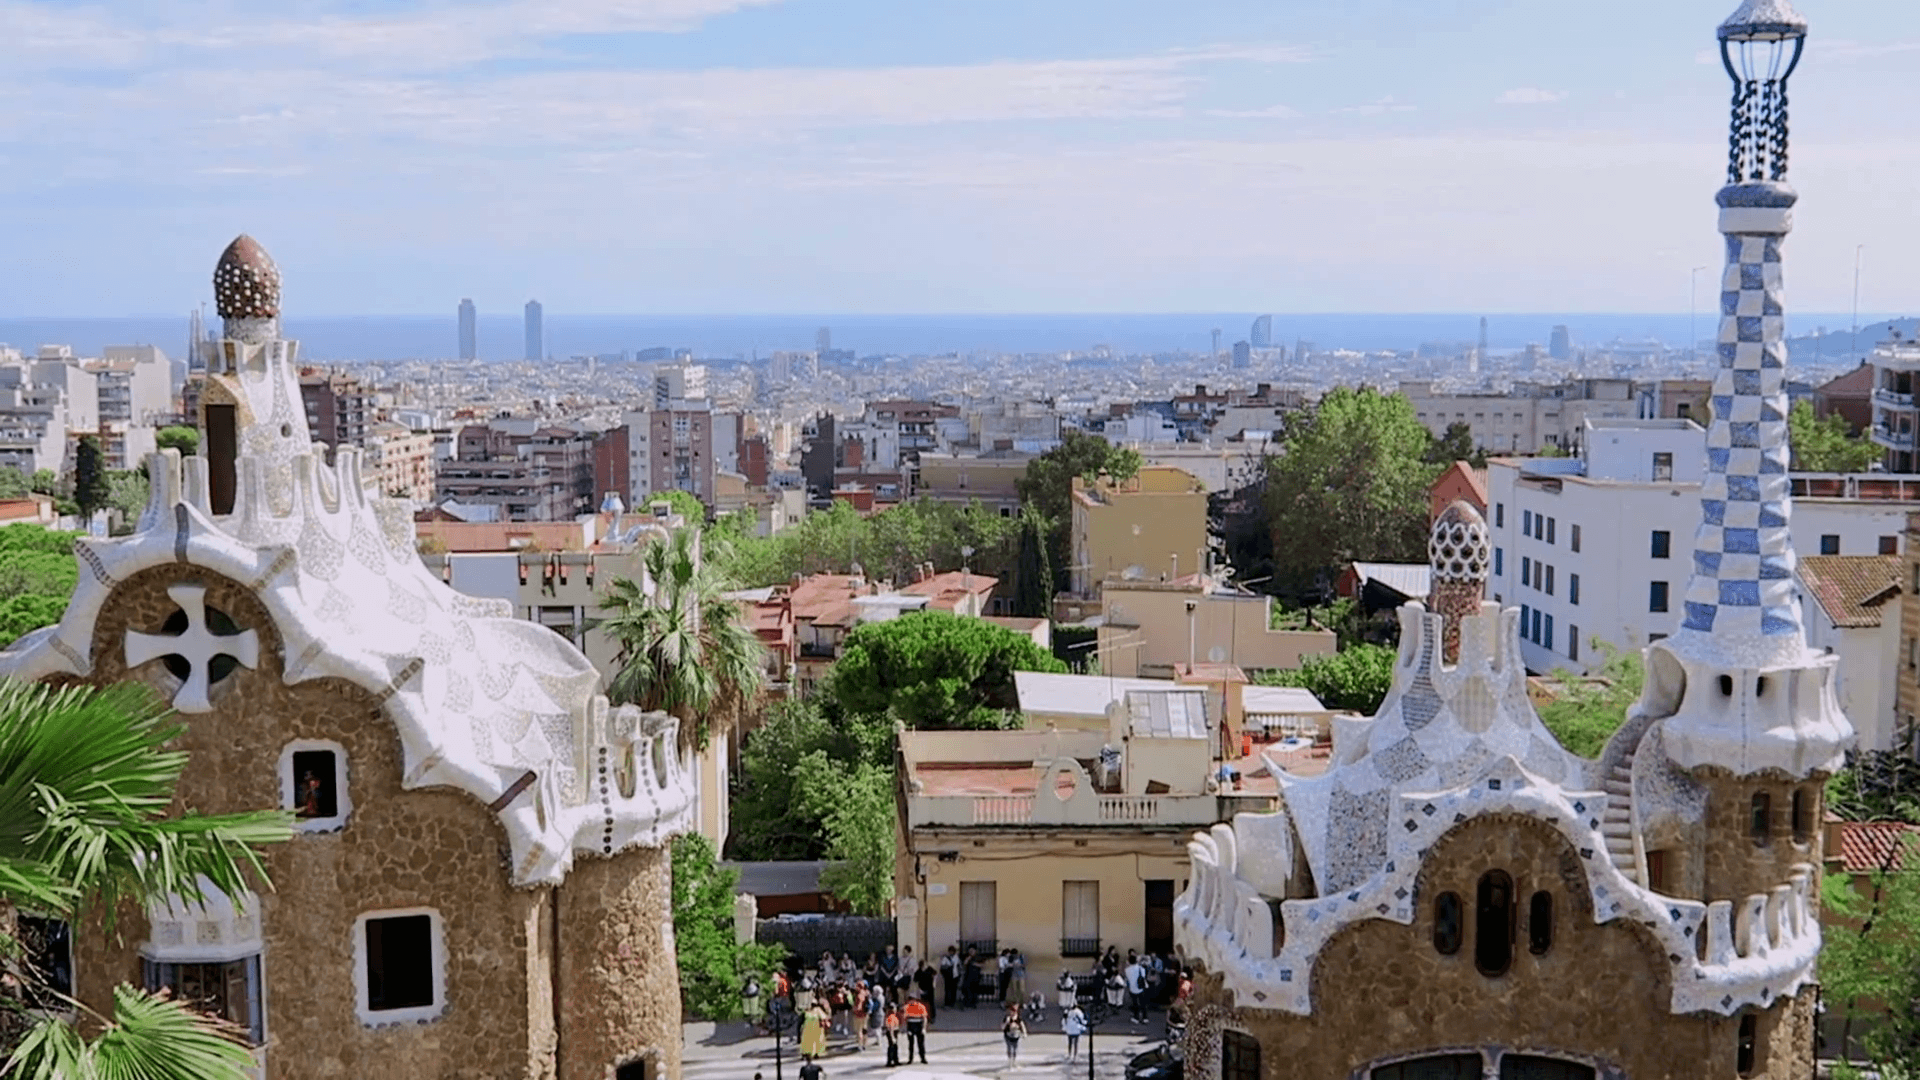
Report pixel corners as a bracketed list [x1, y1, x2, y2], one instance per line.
[1, 0, 1917, 317]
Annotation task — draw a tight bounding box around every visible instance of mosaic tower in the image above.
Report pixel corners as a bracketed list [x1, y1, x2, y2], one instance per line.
[1168, 4, 1852, 1077]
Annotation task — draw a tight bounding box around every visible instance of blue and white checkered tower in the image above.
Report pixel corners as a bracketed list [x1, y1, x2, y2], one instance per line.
[1647, 0, 1853, 779]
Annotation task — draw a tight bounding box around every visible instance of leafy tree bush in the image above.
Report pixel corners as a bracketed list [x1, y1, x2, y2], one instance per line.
[1822, 832, 1920, 1073]
[1256, 643, 1396, 715]
[717, 499, 1023, 593]
[155, 426, 200, 456]
[28, 470, 57, 496]
[0, 525, 79, 648]
[0, 468, 26, 500]
[1536, 643, 1642, 758]
[671, 832, 784, 1021]
[811, 764, 896, 916]
[72, 436, 109, 519]
[1789, 398, 1877, 473]
[638, 488, 707, 524]
[827, 611, 1066, 731]
[1017, 430, 1142, 592]
[1265, 387, 1440, 598]
[729, 701, 892, 862]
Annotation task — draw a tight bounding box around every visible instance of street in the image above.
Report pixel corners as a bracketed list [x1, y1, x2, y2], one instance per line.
[682, 1017, 1175, 1080]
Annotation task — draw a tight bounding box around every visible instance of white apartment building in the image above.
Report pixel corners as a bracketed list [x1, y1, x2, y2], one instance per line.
[92, 345, 174, 426]
[653, 363, 707, 408]
[1134, 441, 1274, 494]
[0, 349, 99, 476]
[1867, 334, 1920, 472]
[1403, 377, 1641, 455]
[364, 421, 437, 503]
[1486, 417, 1916, 675]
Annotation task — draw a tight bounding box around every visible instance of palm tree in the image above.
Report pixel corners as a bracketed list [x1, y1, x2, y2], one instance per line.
[0, 678, 291, 1079]
[602, 527, 766, 751]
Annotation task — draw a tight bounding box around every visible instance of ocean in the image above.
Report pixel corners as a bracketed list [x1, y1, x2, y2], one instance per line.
[0, 313, 1902, 364]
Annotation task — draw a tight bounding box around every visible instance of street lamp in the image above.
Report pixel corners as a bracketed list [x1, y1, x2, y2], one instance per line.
[755, 982, 803, 1080]
[1084, 980, 1123, 1080]
[1690, 265, 1709, 369]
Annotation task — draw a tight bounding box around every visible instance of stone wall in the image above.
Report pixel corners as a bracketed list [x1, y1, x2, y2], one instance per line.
[555, 846, 680, 1080]
[1186, 813, 1811, 1079]
[1694, 767, 1825, 905]
[64, 564, 675, 1079]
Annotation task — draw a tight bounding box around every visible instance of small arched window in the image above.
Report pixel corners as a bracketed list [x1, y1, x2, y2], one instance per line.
[1750, 792, 1771, 842]
[1791, 788, 1812, 843]
[1433, 892, 1463, 955]
[1528, 891, 1554, 956]
[1718, 674, 1735, 697]
[1736, 1013, 1758, 1076]
[1474, 871, 1514, 977]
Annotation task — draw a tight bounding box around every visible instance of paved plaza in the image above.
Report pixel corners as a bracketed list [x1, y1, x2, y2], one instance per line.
[683, 1016, 1174, 1080]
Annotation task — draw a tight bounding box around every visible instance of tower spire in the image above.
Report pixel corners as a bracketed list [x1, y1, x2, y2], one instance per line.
[1672, 0, 1808, 664]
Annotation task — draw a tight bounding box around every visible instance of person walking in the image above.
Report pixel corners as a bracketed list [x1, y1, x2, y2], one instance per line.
[863, 982, 885, 1051]
[1063, 1002, 1087, 1062]
[939, 945, 959, 1009]
[800, 999, 829, 1059]
[883, 1003, 901, 1067]
[798, 1057, 824, 1080]
[1001, 1003, 1027, 1064]
[1124, 955, 1148, 1023]
[903, 995, 930, 1065]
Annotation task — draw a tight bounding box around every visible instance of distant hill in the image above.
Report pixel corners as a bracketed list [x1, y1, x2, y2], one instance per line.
[1788, 317, 1919, 363]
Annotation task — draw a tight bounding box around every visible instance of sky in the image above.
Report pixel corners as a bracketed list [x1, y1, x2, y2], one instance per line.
[2, 0, 1917, 317]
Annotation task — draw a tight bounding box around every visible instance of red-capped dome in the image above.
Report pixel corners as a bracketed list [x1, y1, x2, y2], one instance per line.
[213, 235, 280, 320]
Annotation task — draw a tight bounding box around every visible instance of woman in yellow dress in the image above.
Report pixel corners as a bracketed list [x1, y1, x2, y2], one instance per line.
[800, 999, 829, 1058]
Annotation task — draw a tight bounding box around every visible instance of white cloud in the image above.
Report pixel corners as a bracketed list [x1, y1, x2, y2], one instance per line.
[1204, 105, 1302, 119]
[1334, 96, 1416, 116]
[1495, 87, 1567, 105]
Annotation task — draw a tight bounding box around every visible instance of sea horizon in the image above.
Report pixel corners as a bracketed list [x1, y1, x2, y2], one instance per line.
[0, 312, 1906, 365]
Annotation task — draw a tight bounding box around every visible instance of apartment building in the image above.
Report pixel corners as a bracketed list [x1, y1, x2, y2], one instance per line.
[364, 421, 436, 503]
[1868, 333, 1920, 472]
[434, 422, 596, 522]
[1402, 377, 1639, 455]
[1134, 441, 1273, 494]
[299, 369, 370, 449]
[1796, 554, 1901, 754]
[1487, 418, 1917, 675]
[914, 451, 1031, 516]
[1095, 574, 1335, 678]
[91, 345, 173, 427]
[1067, 466, 1210, 599]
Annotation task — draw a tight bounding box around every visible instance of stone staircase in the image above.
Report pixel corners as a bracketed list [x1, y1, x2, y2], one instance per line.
[1601, 749, 1638, 883]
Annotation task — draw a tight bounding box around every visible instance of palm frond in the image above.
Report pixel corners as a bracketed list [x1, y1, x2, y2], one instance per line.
[6, 984, 259, 1080]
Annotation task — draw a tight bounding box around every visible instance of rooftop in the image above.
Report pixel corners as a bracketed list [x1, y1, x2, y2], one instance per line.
[1833, 820, 1920, 874]
[1014, 671, 1180, 719]
[1796, 555, 1902, 629]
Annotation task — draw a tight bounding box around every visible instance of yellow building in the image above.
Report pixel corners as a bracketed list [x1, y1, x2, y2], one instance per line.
[897, 689, 1272, 977]
[1097, 573, 1335, 678]
[1068, 466, 1210, 599]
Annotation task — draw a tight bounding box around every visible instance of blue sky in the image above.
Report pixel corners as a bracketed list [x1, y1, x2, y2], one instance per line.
[1, 0, 1916, 316]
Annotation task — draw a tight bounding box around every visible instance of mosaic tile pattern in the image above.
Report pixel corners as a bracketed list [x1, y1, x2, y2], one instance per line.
[1681, 230, 1801, 640]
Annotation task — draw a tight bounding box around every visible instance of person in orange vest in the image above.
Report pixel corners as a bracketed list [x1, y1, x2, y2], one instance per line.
[882, 1002, 901, 1067]
[902, 994, 930, 1065]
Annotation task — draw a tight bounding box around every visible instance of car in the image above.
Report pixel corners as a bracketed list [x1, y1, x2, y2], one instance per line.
[1126, 1042, 1185, 1080]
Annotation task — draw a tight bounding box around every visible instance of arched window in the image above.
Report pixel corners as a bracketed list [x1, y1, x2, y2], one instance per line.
[1221, 1030, 1260, 1080]
[1528, 891, 1553, 956]
[1433, 891, 1463, 955]
[1736, 1013, 1758, 1076]
[1750, 792, 1771, 842]
[1475, 871, 1514, 977]
[1791, 788, 1812, 843]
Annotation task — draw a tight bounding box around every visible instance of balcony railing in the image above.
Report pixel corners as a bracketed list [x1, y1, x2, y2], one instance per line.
[957, 938, 997, 958]
[909, 791, 1224, 829]
[1871, 427, 1915, 449]
[1060, 936, 1102, 958]
[1874, 387, 1916, 408]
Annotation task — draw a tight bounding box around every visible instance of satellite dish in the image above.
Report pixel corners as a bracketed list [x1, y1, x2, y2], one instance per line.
[1208, 645, 1228, 664]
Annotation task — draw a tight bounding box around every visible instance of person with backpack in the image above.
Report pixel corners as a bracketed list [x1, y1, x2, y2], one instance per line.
[1063, 1001, 1087, 1062]
[1001, 1003, 1028, 1063]
[902, 995, 930, 1064]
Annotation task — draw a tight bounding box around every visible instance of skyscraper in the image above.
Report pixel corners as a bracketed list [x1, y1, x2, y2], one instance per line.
[1211, 328, 1222, 358]
[457, 299, 477, 361]
[1232, 341, 1253, 369]
[1477, 316, 1489, 356]
[816, 327, 832, 353]
[524, 300, 543, 362]
[1250, 315, 1273, 349]
[1549, 324, 1572, 360]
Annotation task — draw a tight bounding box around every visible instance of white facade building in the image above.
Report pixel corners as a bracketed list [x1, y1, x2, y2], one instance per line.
[1487, 418, 1916, 674]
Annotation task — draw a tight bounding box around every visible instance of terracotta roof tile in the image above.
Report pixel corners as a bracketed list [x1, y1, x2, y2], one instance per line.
[1836, 820, 1920, 873]
[1797, 555, 1903, 629]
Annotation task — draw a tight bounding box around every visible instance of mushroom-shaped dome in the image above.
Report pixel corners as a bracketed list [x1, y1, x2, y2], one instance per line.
[1428, 500, 1490, 586]
[213, 234, 281, 320]
[1719, 0, 1807, 41]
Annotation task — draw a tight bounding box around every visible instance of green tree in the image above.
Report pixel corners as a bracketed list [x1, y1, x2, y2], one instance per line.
[640, 489, 707, 525]
[27, 471, 57, 497]
[1265, 387, 1441, 597]
[0, 470, 26, 501]
[1425, 421, 1485, 468]
[1017, 431, 1143, 592]
[602, 528, 766, 751]
[1011, 506, 1053, 619]
[155, 427, 200, 457]
[1536, 643, 1642, 758]
[106, 470, 150, 529]
[1821, 832, 1920, 1075]
[669, 832, 783, 1022]
[713, 499, 1022, 593]
[729, 701, 890, 861]
[0, 679, 291, 1079]
[809, 764, 896, 916]
[1256, 643, 1396, 715]
[1789, 398, 1877, 473]
[0, 525, 80, 648]
[826, 611, 1066, 731]
[72, 437, 109, 519]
